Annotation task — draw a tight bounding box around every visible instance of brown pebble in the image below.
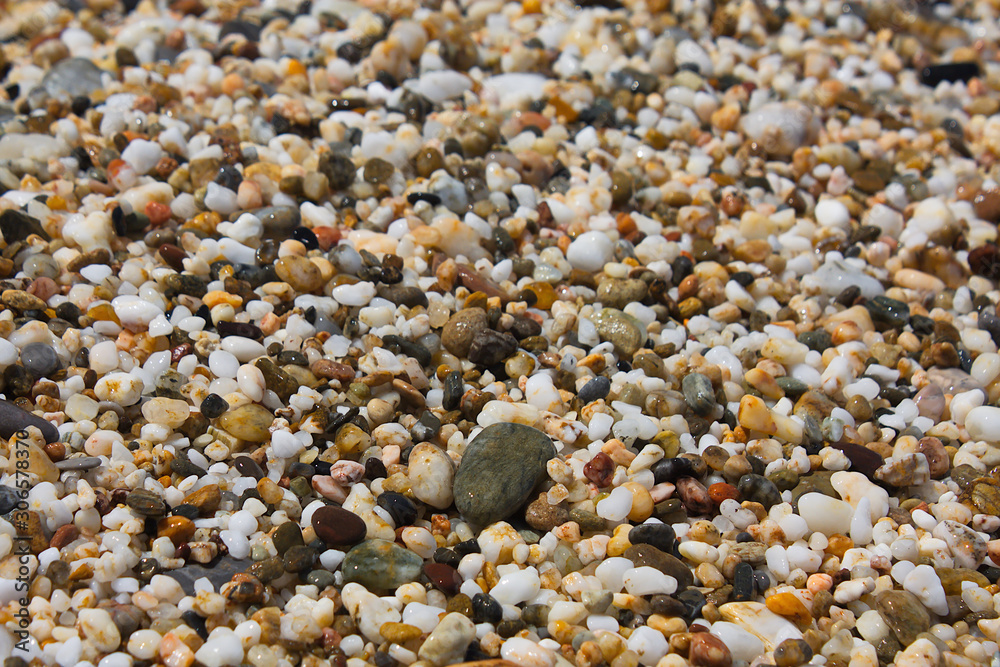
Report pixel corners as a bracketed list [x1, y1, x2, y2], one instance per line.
[311, 505, 367, 546]
[43, 440, 66, 462]
[917, 437, 949, 479]
[49, 524, 80, 550]
[311, 359, 356, 384]
[689, 632, 733, 667]
[183, 484, 221, 515]
[424, 562, 463, 595]
[974, 187, 1000, 222]
[157, 516, 196, 547]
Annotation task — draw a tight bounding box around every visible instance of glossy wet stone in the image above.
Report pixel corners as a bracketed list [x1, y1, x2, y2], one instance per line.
[453, 423, 556, 526]
[341, 539, 424, 590]
[627, 522, 676, 553]
[0, 398, 60, 443]
[683, 372, 716, 415]
[311, 505, 367, 546]
[623, 544, 694, 591]
[875, 590, 930, 646]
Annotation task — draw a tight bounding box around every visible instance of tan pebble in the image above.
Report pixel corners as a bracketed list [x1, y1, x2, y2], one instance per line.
[744, 368, 784, 400]
[141, 397, 191, 429]
[893, 268, 945, 293]
[738, 395, 777, 434]
[257, 477, 285, 504]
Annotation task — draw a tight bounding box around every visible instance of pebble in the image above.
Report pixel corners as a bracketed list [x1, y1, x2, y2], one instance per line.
[0, 398, 60, 442]
[3, 1, 1000, 665]
[408, 443, 455, 510]
[218, 404, 273, 442]
[311, 505, 368, 546]
[453, 423, 556, 526]
[566, 232, 615, 272]
[591, 308, 645, 357]
[342, 539, 424, 590]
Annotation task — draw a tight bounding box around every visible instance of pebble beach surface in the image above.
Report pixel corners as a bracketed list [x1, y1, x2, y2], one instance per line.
[2, 1, 1000, 667]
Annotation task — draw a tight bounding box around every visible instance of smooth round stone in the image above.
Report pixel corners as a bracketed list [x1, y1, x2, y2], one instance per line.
[965, 406, 1000, 442]
[271, 521, 304, 555]
[0, 398, 60, 442]
[567, 231, 615, 272]
[21, 342, 60, 377]
[55, 456, 101, 471]
[23, 254, 59, 279]
[376, 491, 418, 527]
[739, 101, 819, 156]
[341, 539, 423, 590]
[311, 505, 367, 546]
[275, 255, 325, 292]
[407, 443, 455, 510]
[42, 57, 105, 98]
[597, 278, 648, 309]
[200, 394, 229, 420]
[0, 485, 19, 513]
[622, 544, 694, 591]
[441, 308, 488, 358]
[218, 404, 273, 442]
[141, 398, 190, 429]
[628, 523, 676, 554]
[112, 295, 164, 329]
[875, 590, 930, 646]
[737, 474, 781, 509]
[208, 350, 240, 379]
[591, 308, 644, 357]
[814, 199, 851, 229]
[453, 422, 556, 526]
[126, 489, 166, 516]
[94, 372, 143, 405]
[682, 373, 715, 415]
[307, 569, 337, 589]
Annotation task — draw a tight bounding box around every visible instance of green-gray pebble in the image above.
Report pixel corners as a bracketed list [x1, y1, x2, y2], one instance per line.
[453, 423, 556, 526]
[341, 539, 423, 590]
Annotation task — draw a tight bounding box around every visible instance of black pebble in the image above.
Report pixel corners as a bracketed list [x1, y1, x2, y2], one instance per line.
[627, 523, 676, 553]
[234, 456, 265, 480]
[171, 504, 199, 520]
[921, 61, 980, 87]
[652, 457, 696, 484]
[376, 491, 417, 526]
[291, 226, 319, 250]
[200, 393, 229, 419]
[454, 538, 481, 555]
[364, 457, 387, 480]
[406, 192, 443, 206]
[182, 611, 209, 640]
[578, 376, 611, 403]
[472, 593, 503, 624]
[731, 562, 754, 601]
[433, 547, 462, 568]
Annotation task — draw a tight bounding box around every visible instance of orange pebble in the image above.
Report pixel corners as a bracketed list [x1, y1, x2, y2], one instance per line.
[708, 482, 740, 504]
[765, 592, 811, 627]
[825, 534, 853, 559]
[286, 59, 307, 76]
[221, 72, 245, 97]
[145, 201, 172, 226]
[807, 573, 833, 593]
[313, 226, 341, 251]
